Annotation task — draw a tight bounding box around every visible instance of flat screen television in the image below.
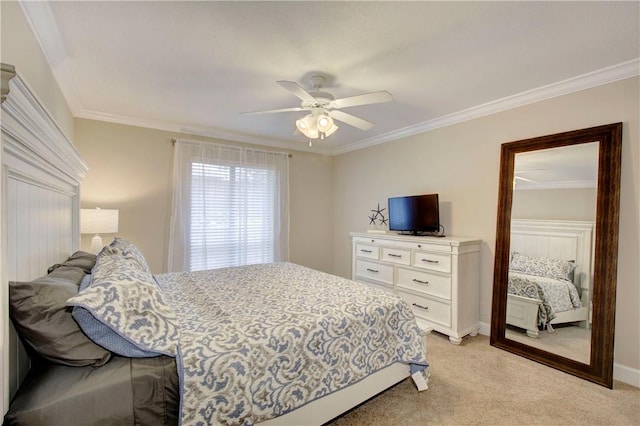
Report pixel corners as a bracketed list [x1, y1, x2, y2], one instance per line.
[388, 194, 440, 235]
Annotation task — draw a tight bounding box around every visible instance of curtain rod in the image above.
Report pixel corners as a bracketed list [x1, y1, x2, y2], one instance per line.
[171, 138, 292, 158]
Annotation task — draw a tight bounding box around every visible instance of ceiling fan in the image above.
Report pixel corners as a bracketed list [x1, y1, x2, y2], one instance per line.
[241, 75, 392, 144]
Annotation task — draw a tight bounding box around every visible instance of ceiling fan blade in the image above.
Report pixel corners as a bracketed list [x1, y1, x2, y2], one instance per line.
[330, 91, 392, 109]
[276, 80, 317, 103]
[241, 107, 306, 115]
[328, 110, 374, 130]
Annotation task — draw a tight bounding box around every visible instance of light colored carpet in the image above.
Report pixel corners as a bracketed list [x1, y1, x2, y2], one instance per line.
[328, 332, 640, 425]
[507, 324, 591, 364]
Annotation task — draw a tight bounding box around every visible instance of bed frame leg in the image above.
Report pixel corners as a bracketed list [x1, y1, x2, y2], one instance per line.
[411, 369, 429, 391]
[526, 329, 540, 338]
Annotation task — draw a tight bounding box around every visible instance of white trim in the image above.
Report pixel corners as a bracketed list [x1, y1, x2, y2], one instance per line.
[515, 180, 597, 191]
[78, 108, 328, 153]
[478, 321, 491, 337]
[1, 71, 88, 184]
[613, 363, 640, 389]
[1, 64, 87, 414]
[18, 1, 639, 156]
[72, 59, 640, 157]
[332, 58, 640, 155]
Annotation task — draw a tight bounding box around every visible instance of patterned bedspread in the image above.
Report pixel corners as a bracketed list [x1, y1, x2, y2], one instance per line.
[508, 271, 582, 326]
[155, 262, 429, 425]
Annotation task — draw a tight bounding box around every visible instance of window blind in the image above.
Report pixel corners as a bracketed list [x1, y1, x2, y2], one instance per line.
[168, 139, 289, 273]
[190, 162, 275, 271]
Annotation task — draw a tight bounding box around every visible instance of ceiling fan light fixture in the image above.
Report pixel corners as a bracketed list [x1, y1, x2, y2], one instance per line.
[243, 76, 393, 146]
[317, 114, 334, 132]
[295, 117, 307, 131]
[324, 123, 339, 137]
[306, 127, 319, 139]
[296, 114, 318, 138]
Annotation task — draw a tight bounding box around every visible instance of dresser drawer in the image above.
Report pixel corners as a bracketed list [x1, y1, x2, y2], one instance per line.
[415, 242, 452, 253]
[355, 243, 379, 260]
[412, 251, 451, 273]
[396, 267, 451, 300]
[398, 290, 451, 327]
[381, 247, 411, 265]
[355, 260, 393, 285]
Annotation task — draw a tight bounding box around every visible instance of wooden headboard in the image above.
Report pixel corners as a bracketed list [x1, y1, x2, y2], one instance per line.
[1, 64, 88, 414]
[510, 219, 595, 307]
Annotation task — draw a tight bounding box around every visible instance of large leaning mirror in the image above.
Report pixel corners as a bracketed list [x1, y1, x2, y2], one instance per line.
[490, 123, 622, 388]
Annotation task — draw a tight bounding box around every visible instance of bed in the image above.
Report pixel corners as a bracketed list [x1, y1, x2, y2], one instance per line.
[506, 219, 594, 339]
[1, 65, 429, 425]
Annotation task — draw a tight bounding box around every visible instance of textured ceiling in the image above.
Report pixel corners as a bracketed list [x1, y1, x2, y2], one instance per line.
[21, 1, 640, 154]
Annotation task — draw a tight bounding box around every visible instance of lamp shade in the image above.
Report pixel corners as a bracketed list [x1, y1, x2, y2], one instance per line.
[81, 208, 119, 234]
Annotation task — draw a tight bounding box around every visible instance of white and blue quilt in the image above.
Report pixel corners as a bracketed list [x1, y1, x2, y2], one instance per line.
[155, 262, 429, 425]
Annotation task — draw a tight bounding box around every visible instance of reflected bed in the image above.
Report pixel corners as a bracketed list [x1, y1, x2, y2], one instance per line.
[506, 219, 594, 339]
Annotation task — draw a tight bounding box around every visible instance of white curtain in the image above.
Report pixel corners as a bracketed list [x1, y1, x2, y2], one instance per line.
[168, 139, 289, 272]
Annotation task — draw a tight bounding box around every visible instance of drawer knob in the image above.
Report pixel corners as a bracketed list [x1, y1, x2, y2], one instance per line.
[412, 278, 429, 285]
[421, 259, 439, 264]
[366, 268, 379, 273]
[412, 303, 429, 311]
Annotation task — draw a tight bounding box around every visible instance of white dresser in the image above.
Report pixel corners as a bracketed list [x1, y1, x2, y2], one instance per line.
[351, 232, 482, 345]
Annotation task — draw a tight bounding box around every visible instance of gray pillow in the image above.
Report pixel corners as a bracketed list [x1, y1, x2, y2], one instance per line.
[9, 265, 111, 367]
[47, 251, 97, 275]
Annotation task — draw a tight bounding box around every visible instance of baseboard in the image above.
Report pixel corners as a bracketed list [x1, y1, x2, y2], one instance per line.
[476, 321, 639, 388]
[478, 321, 491, 337]
[613, 363, 640, 388]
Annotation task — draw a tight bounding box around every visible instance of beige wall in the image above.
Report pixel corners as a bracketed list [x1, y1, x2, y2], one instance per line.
[333, 76, 639, 373]
[0, 1, 75, 139]
[74, 119, 334, 275]
[512, 188, 597, 221]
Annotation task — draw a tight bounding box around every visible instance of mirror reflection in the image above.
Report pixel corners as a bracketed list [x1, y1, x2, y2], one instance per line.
[504, 142, 599, 364]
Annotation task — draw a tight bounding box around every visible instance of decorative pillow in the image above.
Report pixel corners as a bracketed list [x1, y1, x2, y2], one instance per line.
[509, 252, 576, 282]
[47, 251, 97, 275]
[67, 245, 179, 358]
[9, 266, 111, 367]
[105, 237, 152, 274]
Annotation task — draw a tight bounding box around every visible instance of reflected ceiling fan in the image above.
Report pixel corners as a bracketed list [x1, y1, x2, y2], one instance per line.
[241, 75, 392, 144]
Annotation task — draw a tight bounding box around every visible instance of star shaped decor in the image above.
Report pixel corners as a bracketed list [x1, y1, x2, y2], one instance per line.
[368, 203, 387, 226]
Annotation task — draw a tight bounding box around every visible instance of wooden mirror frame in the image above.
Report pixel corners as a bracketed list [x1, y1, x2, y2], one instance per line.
[490, 122, 622, 388]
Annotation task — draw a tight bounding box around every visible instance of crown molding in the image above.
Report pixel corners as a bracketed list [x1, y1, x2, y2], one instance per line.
[19, 1, 84, 113]
[330, 58, 640, 155]
[75, 109, 333, 155]
[75, 58, 639, 157]
[21, 0, 638, 156]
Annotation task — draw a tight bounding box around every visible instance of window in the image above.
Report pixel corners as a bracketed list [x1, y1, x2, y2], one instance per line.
[169, 140, 289, 272]
[190, 162, 276, 270]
